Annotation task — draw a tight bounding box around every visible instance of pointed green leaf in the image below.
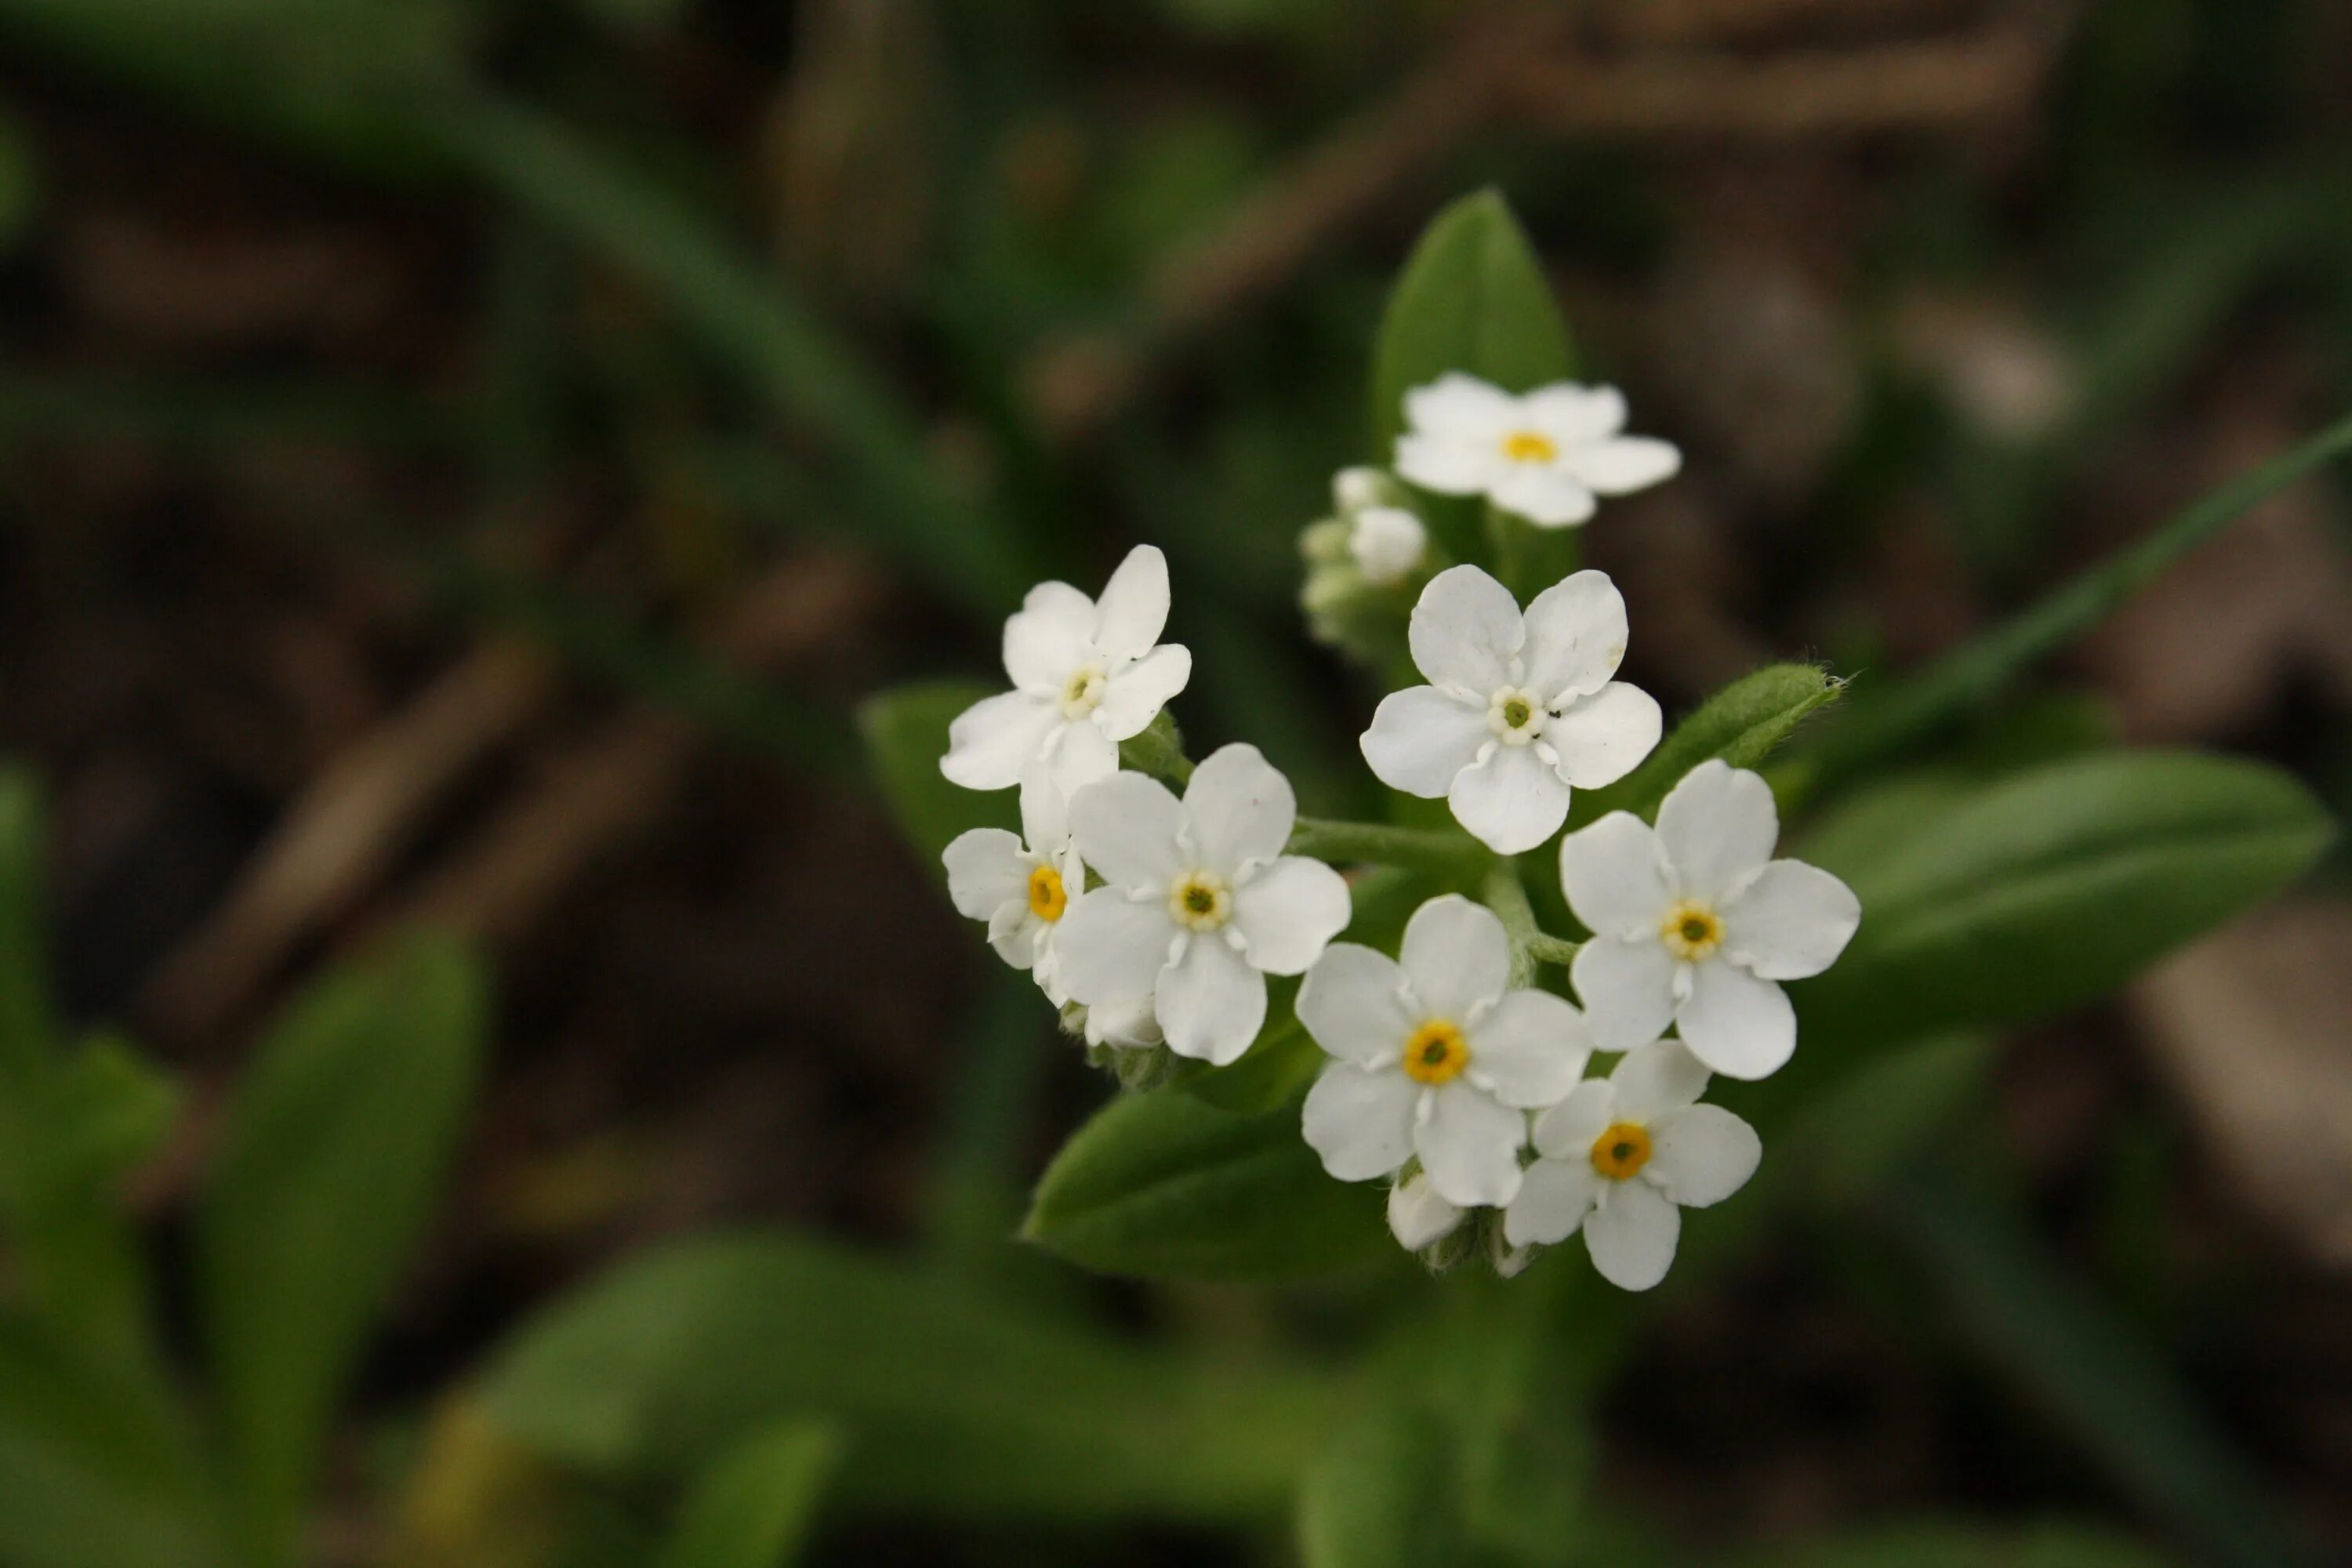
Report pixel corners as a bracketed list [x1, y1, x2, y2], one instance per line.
[474, 1232, 1345, 1523]
[1025, 1087, 1387, 1280]
[858, 682, 1018, 871]
[655, 1420, 840, 1568]
[198, 934, 486, 1565]
[1571, 662, 1842, 829]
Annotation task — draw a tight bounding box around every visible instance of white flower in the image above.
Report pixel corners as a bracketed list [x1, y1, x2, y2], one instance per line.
[1394, 372, 1680, 528]
[1080, 995, 1163, 1050]
[1298, 895, 1590, 1207]
[1386, 1169, 1465, 1251]
[1054, 744, 1351, 1065]
[1333, 465, 1391, 514]
[1502, 1039, 1759, 1290]
[941, 764, 1083, 1003]
[1348, 506, 1427, 586]
[1562, 760, 1860, 1080]
[1361, 565, 1662, 855]
[942, 545, 1193, 797]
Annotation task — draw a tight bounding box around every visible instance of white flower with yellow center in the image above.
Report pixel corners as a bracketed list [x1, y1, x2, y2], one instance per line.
[1394, 372, 1680, 527]
[1502, 1039, 1759, 1290]
[941, 764, 1083, 1004]
[1298, 895, 1591, 1208]
[942, 544, 1193, 797]
[1562, 760, 1861, 1080]
[1054, 744, 1351, 1065]
[1361, 565, 1662, 855]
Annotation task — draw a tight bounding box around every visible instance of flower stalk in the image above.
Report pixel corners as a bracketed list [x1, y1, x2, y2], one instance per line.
[1479, 859, 1541, 988]
[1286, 817, 1490, 877]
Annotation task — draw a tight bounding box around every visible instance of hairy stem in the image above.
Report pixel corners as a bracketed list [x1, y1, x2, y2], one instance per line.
[1480, 860, 1541, 988]
[1523, 932, 1582, 970]
[1287, 818, 1488, 876]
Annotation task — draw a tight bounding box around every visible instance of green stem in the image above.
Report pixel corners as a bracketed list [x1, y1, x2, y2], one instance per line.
[1524, 932, 1582, 970]
[1286, 818, 1487, 876]
[1480, 861, 1540, 989]
[1118, 719, 1195, 787]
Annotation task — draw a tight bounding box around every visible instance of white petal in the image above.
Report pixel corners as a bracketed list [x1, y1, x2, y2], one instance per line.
[1564, 436, 1680, 495]
[1607, 1039, 1710, 1122]
[1584, 1180, 1680, 1290]
[1415, 1084, 1526, 1207]
[1348, 506, 1426, 585]
[1544, 683, 1662, 789]
[1655, 760, 1779, 899]
[1502, 1157, 1601, 1247]
[1490, 464, 1595, 528]
[1466, 989, 1591, 1108]
[1092, 544, 1171, 662]
[1395, 432, 1501, 496]
[1720, 860, 1861, 980]
[1094, 644, 1192, 741]
[1408, 564, 1523, 693]
[1388, 1172, 1466, 1250]
[1042, 719, 1120, 797]
[1675, 959, 1795, 1080]
[1648, 1105, 1760, 1207]
[1015, 762, 1069, 854]
[942, 828, 1029, 920]
[1302, 1064, 1418, 1182]
[1559, 812, 1675, 939]
[1067, 771, 1185, 891]
[1570, 936, 1679, 1052]
[1232, 858, 1350, 976]
[1449, 743, 1572, 855]
[1333, 466, 1388, 513]
[1360, 686, 1490, 798]
[1531, 1080, 1617, 1160]
[1398, 895, 1512, 1021]
[1403, 372, 1519, 440]
[1002, 580, 1097, 691]
[941, 691, 1060, 790]
[1082, 993, 1162, 1047]
[1053, 890, 1172, 1007]
[1524, 383, 1626, 444]
[1182, 743, 1295, 873]
[1519, 569, 1628, 701]
[1156, 935, 1266, 1065]
[1298, 944, 1414, 1068]
[985, 902, 1038, 968]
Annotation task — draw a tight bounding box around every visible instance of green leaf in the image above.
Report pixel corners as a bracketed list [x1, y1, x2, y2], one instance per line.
[1370, 190, 1574, 455]
[1368, 191, 1574, 568]
[1795, 751, 2333, 1052]
[1572, 662, 1842, 829]
[1176, 1014, 1324, 1114]
[1024, 1087, 1387, 1279]
[655, 1420, 840, 1568]
[1296, 1406, 1464, 1568]
[858, 682, 1018, 869]
[198, 934, 487, 1566]
[474, 1232, 1345, 1523]
[0, 1312, 219, 1568]
[1882, 1168, 2312, 1568]
[1809, 409, 2352, 789]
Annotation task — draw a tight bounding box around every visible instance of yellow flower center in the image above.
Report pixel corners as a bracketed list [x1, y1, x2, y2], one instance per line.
[1401, 1019, 1470, 1085]
[1590, 1121, 1653, 1181]
[1486, 686, 1546, 744]
[1059, 665, 1108, 717]
[1027, 864, 1067, 922]
[1168, 872, 1231, 932]
[1501, 430, 1558, 464]
[1660, 899, 1723, 961]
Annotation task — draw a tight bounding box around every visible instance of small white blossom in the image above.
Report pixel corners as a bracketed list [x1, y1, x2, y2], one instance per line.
[1561, 760, 1860, 1080]
[1361, 565, 1661, 855]
[942, 545, 1193, 797]
[1080, 995, 1163, 1050]
[942, 764, 1083, 1003]
[1386, 1169, 1465, 1251]
[1395, 372, 1679, 528]
[1055, 745, 1350, 1065]
[1503, 1039, 1759, 1290]
[1299, 895, 1590, 1207]
[1348, 506, 1427, 586]
[1333, 465, 1392, 514]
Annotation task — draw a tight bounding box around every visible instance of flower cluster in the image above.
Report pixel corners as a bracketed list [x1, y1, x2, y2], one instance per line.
[938, 372, 1860, 1291]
